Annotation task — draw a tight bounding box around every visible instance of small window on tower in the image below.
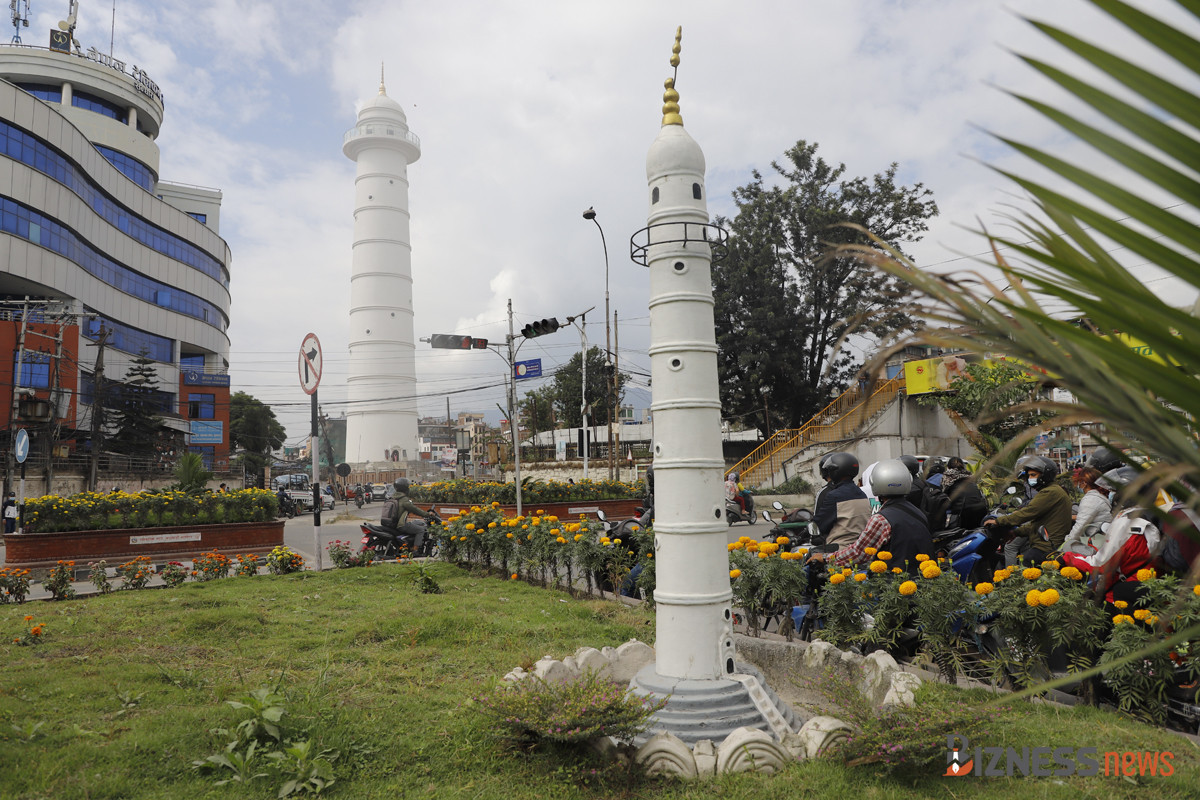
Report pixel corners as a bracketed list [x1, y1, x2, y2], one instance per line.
[692, 183, 702, 199]
[652, 187, 660, 204]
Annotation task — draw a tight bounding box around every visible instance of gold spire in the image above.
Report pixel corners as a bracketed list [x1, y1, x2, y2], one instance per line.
[379, 62, 386, 95]
[661, 27, 683, 126]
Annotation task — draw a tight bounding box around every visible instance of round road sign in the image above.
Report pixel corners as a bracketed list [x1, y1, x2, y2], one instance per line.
[14, 428, 29, 464]
[298, 333, 323, 395]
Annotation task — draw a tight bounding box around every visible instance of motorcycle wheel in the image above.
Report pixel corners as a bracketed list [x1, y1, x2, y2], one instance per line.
[747, 511, 757, 525]
[726, 509, 736, 526]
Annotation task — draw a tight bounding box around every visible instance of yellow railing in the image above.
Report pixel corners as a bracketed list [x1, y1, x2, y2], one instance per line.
[728, 377, 904, 487]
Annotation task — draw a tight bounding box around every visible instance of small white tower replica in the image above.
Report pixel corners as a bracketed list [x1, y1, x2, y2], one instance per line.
[631, 29, 797, 748]
[342, 69, 422, 463]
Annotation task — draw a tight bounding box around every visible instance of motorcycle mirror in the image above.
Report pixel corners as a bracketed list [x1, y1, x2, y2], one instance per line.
[772, 501, 784, 511]
[1006, 486, 1018, 495]
[596, 510, 607, 522]
[1100, 521, 1110, 533]
[762, 511, 774, 523]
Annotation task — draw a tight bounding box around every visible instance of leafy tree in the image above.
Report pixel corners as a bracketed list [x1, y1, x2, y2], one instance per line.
[521, 386, 557, 437]
[109, 349, 165, 459]
[920, 361, 1047, 457]
[549, 347, 626, 429]
[713, 140, 938, 432]
[229, 392, 286, 483]
[174, 451, 213, 493]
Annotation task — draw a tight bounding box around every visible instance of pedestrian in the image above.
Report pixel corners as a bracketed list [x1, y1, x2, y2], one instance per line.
[218, 482, 227, 493]
[3, 492, 17, 533]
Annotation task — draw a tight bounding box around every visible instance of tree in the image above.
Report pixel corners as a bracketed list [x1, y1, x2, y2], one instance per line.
[109, 349, 164, 459]
[549, 347, 626, 429]
[521, 386, 557, 437]
[174, 451, 213, 493]
[713, 141, 938, 432]
[920, 361, 1047, 457]
[229, 392, 286, 483]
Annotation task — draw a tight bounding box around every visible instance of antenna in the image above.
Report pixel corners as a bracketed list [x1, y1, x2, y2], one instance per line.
[110, 0, 115, 56]
[57, 0, 80, 53]
[10, 0, 30, 45]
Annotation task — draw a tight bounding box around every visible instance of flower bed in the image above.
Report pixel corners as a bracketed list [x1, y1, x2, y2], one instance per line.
[412, 478, 643, 505]
[22, 488, 278, 532]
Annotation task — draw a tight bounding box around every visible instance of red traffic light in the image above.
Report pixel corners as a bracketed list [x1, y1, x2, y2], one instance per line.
[472, 338, 489, 349]
[430, 335, 489, 350]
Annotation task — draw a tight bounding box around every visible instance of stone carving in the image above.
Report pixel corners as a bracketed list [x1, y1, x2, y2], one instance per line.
[714, 727, 791, 774]
[635, 732, 698, 778]
[796, 716, 853, 760]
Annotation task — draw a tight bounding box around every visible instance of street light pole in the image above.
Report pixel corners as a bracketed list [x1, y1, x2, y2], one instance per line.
[582, 207, 613, 480]
[564, 306, 595, 481]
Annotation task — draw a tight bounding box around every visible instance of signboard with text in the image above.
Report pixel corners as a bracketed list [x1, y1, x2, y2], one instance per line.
[189, 420, 223, 445]
[514, 359, 542, 380]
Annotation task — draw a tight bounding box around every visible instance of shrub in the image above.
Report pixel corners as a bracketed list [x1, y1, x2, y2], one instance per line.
[728, 536, 807, 637]
[475, 670, 666, 747]
[266, 546, 305, 575]
[192, 552, 231, 582]
[413, 478, 642, 505]
[88, 560, 113, 594]
[45, 560, 75, 601]
[235, 553, 260, 577]
[12, 614, 46, 647]
[161, 561, 188, 588]
[22, 488, 280, 532]
[326, 540, 375, 569]
[0, 567, 32, 604]
[116, 556, 154, 590]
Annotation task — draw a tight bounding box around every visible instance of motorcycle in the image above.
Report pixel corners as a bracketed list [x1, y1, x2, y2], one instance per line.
[277, 494, 297, 519]
[594, 509, 652, 597]
[768, 501, 821, 547]
[933, 485, 1028, 585]
[725, 492, 756, 526]
[360, 512, 442, 559]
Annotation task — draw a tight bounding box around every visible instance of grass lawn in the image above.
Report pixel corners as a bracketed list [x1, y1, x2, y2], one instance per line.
[0, 562, 1195, 799]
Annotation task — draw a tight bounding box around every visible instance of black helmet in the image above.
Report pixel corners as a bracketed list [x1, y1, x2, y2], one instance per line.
[393, 478, 410, 495]
[1020, 455, 1059, 489]
[645, 465, 654, 488]
[924, 457, 947, 477]
[898, 454, 921, 476]
[820, 452, 859, 481]
[1085, 447, 1123, 473]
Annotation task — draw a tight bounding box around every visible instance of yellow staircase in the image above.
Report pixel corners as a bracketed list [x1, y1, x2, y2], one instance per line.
[727, 377, 905, 488]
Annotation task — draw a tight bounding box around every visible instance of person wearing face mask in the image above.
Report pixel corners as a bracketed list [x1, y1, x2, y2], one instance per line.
[984, 455, 1073, 565]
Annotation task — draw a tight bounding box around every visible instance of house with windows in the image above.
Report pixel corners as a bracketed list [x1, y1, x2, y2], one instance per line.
[0, 33, 232, 487]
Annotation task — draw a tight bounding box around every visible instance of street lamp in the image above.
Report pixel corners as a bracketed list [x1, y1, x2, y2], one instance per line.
[582, 206, 614, 480]
[564, 307, 595, 480]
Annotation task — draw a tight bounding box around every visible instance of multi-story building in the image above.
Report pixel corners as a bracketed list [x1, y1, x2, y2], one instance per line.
[0, 35, 232, 486]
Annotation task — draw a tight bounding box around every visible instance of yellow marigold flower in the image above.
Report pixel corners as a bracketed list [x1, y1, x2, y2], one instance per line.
[600, 537, 611, 544]
[630, 525, 639, 532]
[892, 567, 903, 574]
[465, 523, 475, 531]
[869, 560, 887, 573]
[921, 564, 942, 579]
[975, 582, 994, 595]
[557, 537, 566, 544]
[1026, 589, 1042, 607]
[994, 569, 1011, 582]
[1133, 608, 1151, 621]
[915, 554, 930, 562]
[506, 532, 514, 539]
[739, 536, 752, 543]
[853, 573, 867, 582]
[574, 533, 583, 542]
[1041, 560, 1060, 570]
[898, 580, 917, 596]
[729, 569, 741, 579]
[536, 509, 544, 515]
[1147, 614, 1158, 625]
[777, 536, 789, 545]
[1061, 566, 1083, 581]
[550, 528, 561, 535]
[877, 551, 892, 561]
[522, 524, 529, 530]
[1022, 567, 1042, 580]
[727, 543, 738, 551]
[758, 551, 769, 559]
[492, 501, 500, 508]
[1039, 588, 1060, 606]
[798, 548, 808, 556]
[830, 573, 846, 584]
[531, 517, 541, 526]
[842, 568, 852, 576]
[1136, 568, 1156, 581]
[1113, 614, 1133, 625]
[1114, 600, 1128, 609]
[1194, 584, 1200, 597]
[487, 522, 497, 529]
[864, 547, 877, 556]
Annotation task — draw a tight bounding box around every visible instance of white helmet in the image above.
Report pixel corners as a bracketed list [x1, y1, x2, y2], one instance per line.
[869, 459, 913, 498]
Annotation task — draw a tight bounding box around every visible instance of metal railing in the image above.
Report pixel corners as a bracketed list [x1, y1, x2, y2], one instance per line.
[728, 378, 905, 487]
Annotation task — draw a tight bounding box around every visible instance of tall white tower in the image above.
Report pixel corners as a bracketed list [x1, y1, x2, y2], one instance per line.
[342, 72, 421, 464]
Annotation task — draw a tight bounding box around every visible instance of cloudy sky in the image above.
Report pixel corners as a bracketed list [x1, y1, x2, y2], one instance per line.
[32, 0, 1197, 444]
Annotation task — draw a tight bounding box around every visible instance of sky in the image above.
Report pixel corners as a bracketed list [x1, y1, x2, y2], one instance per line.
[26, 0, 1199, 446]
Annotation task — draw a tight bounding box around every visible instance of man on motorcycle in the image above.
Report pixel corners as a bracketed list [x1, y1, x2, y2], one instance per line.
[812, 452, 872, 549]
[984, 455, 1072, 565]
[808, 459, 933, 575]
[382, 478, 437, 555]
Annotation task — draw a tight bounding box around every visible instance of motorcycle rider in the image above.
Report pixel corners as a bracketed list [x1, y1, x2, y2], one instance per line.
[381, 478, 438, 555]
[725, 471, 745, 513]
[984, 455, 1072, 565]
[812, 452, 871, 548]
[900, 454, 950, 532]
[1061, 448, 1121, 555]
[808, 459, 933, 575]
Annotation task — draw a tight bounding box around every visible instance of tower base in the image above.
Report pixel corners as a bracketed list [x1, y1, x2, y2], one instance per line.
[629, 661, 802, 746]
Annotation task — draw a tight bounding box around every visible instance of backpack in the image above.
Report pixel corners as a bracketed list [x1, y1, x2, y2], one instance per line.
[919, 483, 952, 532]
[1155, 504, 1200, 575]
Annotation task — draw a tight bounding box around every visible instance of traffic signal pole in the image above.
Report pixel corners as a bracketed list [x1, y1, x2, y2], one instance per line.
[507, 299, 522, 516]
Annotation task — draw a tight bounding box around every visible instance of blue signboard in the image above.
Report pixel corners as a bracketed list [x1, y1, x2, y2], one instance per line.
[514, 359, 542, 380]
[14, 428, 29, 463]
[189, 420, 224, 444]
[183, 370, 231, 387]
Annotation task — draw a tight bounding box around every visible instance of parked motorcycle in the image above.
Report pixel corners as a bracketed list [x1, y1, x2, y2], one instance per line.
[767, 501, 821, 547]
[360, 512, 442, 559]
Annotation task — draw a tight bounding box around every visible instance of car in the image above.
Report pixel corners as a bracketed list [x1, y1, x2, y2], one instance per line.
[370, 483, 390, 502]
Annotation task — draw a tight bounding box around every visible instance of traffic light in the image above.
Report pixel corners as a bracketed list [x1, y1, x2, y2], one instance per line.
[471, 338, 489, 349]
[430, 334, 472, 349]
[521, 318, 561, 339]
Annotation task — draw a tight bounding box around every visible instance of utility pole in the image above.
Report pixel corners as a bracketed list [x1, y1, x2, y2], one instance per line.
[44, 319, 65, 492]
[5, 298, 30, 497]
[86, 325, 110, 492]
[613, 309, 620, 481]
[506, 299, 523, 516]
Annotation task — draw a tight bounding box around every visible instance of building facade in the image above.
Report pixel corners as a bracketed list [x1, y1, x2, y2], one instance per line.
[0, 39, 232, 488]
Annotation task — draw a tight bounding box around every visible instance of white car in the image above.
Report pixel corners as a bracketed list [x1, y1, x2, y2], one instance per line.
[370, 483, 391, 501]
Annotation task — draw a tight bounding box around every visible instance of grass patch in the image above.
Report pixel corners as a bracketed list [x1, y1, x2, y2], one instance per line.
[0, 562, 1194, 798]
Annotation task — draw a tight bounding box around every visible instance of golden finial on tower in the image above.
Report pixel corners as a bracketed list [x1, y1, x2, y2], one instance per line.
[379, 62, 387, 95]
[661, 26, 683, 126]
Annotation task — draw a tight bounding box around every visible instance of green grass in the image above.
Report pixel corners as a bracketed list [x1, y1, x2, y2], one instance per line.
[0, 563, 1196, 799]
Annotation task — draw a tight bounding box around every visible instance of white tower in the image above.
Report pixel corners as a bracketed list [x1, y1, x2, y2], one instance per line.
[630, 29, 797, 747]
[342, 71, 421, 464]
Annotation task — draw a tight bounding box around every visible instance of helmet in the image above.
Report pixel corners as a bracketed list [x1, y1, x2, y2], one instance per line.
[1085, 447, 1123, 473]
[898, 455, 921, 476]
[1019, 455, 1059, 489]
[924, 457, 947, 477]
[393, 478, 410, 495]
[645, 465, 654, 489]
[870, 459, 913, 497]
[728, 471, 739, 483]
[820, 452, 859, 481]
[1097, 465, 1140, 493]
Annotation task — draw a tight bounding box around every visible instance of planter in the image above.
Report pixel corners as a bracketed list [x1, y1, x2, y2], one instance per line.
[418, 498, 645, 522]
[2, 520, 285, 570]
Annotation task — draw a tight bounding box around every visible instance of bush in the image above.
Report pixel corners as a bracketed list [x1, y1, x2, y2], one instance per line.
[23, 488, 279, 533]
[116, 556, 154, 590]
[764, 475, 812, 495]
[161, 561, 188, 588]
[412, 478, 642, 505]
[266, 546, 305, 575]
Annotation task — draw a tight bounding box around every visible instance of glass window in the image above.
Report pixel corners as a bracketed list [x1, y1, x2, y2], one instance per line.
[95, 146, 156, 192]
[188, 393, 215, 420]
[16, 83, 62, 103]
[186, 212, 207, 224]
[189, 445, 214, 469]
[13, 350, 50, 389]
[179, 354, 205, 368]
[72, 91, 128, 122]
[82, 313, 174, 363]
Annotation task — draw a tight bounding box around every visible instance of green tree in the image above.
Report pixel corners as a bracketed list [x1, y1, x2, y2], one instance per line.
[550, 347, 626, 429]
[521, 386, 556, 437]
[920, 361, 1047, 458]
[174, 451, 213, 493]
[713, 140, 938, 432]
[109, 349, 164, 460]
[229, 392, 286, 484]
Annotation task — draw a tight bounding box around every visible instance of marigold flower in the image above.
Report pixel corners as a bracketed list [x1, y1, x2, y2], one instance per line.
[465, 523, 475, 530]
[557, 537, 566, 544]
[853, 573, 867, 582]
[975, 582, 994, 595]
[869, 560, 887, 574]
[487, 522, 497, 529]
[1194, 584, 1200, 597]
[1061, 566, 1083, 581]
[777, 536, 789, 545]
[758, 551, 769, 559]
[830, 573, 846, 584]
[921, 564, 942, 579]
[1039, 588, 1060, 606]
[1113, 614, 1134, 625]
[1133, 608, 1151, 621]
[864, 547, 877, 556]
[727, 543, 738, 551]
[24, 615, 32, 621]
[898, 580, 916, 596]
[877, 551, 893, 561]
[994, 569, 1011, 582]
[1114, 600, 1128, 609]
[510, 574, 518, 580]
[729, 569, 741, 579]
[798, 548, 808, 556]
[892, 567, 903, 574]
[30, 625, 42, 636]
[1136, 567, 1156, 581]
[506, 532, 513, 539]
[1147, 614, 1159, 625]
[842, 568, 852, 576]
[915, 554, 930, 562]
[574, 533, 583, 542]
[1026, 589, 1042, 607]
[1041, 560, 1060, 570]
[1022, 567, 1042, 580]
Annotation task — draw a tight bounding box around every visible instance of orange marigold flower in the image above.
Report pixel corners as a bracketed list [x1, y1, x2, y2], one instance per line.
[1022, 567, 1042, 580]
[830, 573, 846, 584]
[1133, 608, 1151, 621]
[869, 560, 887, 573]
[853, 573, 867, 582]
[898, 581, 917, 596]
[729, 569, 741, 579]
[1039, 588, 1060, 606]
[975, 582, 994, 595]
[915, 554, 930, 562]
[1136, 567, 1156, 581]
[864, 547, 877, 556]
[877, 551, 893, 561]
[1026, 589, 1042, 607]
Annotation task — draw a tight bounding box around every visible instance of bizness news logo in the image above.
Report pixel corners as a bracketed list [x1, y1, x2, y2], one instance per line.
[944, 735, 1175, 778]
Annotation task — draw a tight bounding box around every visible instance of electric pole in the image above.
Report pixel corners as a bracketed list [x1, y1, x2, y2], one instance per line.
[86, 325, 110, 492]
